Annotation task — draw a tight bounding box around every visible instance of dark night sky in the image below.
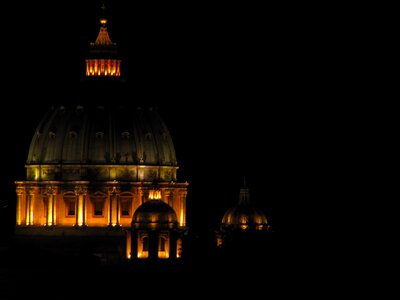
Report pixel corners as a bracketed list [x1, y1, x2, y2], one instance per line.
[0, 1, 326, 245]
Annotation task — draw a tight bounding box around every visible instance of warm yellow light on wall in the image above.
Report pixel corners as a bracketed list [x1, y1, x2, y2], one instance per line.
[47, 196, 54, 226]
[226, 215, 232, 224]
[16, 191, 22, 225]
[176, 239, 182, 258]
[137, 251, 148, 259]
[158, 251, 169, 259]
[28, 193, 34, 225]
[34, 168, 39, 181]
[126, 231, 131, 259]
[110, 168, 116, 179]
[86, 59, 120, 77]
[53, 205, 57, 226]
[179, 208, 184, 226]
[16, 211, 21, 225]
[150, 214, 158, 223]
[47, 209, 53, 226]
[77, 198, 84, 226]
[149, 190, 161, 200]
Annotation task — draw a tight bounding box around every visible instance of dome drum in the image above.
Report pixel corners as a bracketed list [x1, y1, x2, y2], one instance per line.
[221, 205, 269, 232]
[25, 164, 178, 181]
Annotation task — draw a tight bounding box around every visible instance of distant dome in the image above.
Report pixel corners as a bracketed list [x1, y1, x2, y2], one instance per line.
[26, 104, 178, 181]
[132, 200, 178, 230]
[221, 203, 268, 231]
[220, 186, 269, 231]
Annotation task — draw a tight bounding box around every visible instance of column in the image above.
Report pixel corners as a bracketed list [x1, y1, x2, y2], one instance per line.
[116, 189, 120, 226]
[109, 186, 120, 226]
[108, 190, 112, 226]
[75, 185, 87, 227]
[26, 188, 35, 225]
[138, 188, 145, 205]
[179, 190, 187, 227]
[165, 189, 174, 207]
[45, 186, 57, 226]
[15, 186, 25, 226]
[126, 231, 132, 259]
[176, 238, 183, 258]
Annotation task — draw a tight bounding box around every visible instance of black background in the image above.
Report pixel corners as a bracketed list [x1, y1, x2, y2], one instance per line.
[0, 2, 354, 298]
[0, 1, 330, 261]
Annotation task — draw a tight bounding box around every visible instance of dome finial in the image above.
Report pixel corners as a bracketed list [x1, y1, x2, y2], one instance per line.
[100, 2, 108, 25]
[86, 1, 121, 78]
[239, 178, 250, 204]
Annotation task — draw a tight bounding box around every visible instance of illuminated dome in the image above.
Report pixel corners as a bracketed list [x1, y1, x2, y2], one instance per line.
[220, 186, 269, 231]
[26, 104, 178, 181]
[221, 204, 268, 231]
[14, 4, 189, 264]
[132, 200, 178, 230]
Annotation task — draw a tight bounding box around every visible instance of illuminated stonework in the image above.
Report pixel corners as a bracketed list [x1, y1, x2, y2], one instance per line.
[128, 199, 184, 259]
[216, 183, 270, 248]
[14, 8, 189, 265]
[85, 12, 121, 77]
[149, 190, 162, 200]
[86, 59, 121, 77]
[15, 181, 188, 231]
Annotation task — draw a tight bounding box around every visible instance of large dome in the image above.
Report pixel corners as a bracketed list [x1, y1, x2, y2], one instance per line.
[132, 200, 178, 230]
[26, 104, 178, 182]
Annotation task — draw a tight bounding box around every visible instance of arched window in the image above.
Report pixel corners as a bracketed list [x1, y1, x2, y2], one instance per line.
[92, 193, 106, 217]
[93, 200, 104, 216]
[120, 197, 132, 216]
[64, 194, 76, 216]
[137, 234, 149, 259]
[120, 193, 133, 217]
[158, 235, 169, 259]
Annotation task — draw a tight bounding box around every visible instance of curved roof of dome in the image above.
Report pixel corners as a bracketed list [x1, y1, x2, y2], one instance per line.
[220, 185, 269, 231]
[132, 200, 178, 230]
[27, 104, 177, 166]
[221, 203, 268, 230]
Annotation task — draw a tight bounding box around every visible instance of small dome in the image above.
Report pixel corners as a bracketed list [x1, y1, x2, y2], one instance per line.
[220, 186, 269, 232]
[132, 200, 178, 230]
[221, 203, 268, 231]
